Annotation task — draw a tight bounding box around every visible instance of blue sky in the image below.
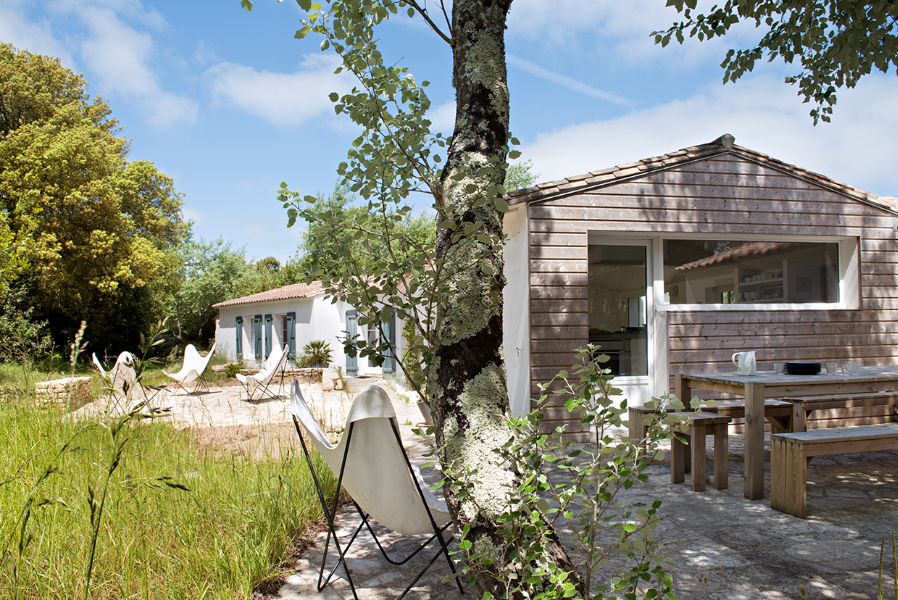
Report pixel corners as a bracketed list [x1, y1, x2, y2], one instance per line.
[4, 0, 897, 260]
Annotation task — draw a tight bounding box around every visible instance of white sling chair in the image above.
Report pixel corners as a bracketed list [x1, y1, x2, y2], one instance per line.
[92, 352, 163, 409]
[291, 381, 463, 599]
[236, 344, 288, 401]
[163, 343, 216, 394]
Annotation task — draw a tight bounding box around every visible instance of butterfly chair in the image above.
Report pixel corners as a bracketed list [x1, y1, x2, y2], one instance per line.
[93, 352, 164, 411]
[163, 343, 216, 394]
[236, 344, 288, 401]
[291, 381, 464, 599]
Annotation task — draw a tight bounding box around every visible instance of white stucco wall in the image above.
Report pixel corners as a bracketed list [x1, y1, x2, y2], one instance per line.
[503, 204, 531, 417]
[216, 295, 348, 369]
[215, 294, 407, 377]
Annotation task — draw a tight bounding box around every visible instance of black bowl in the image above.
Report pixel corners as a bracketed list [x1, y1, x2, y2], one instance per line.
[784, 361, 821, 375]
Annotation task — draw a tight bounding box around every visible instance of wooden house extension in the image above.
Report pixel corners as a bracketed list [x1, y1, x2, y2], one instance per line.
[501, 134, 898, 432]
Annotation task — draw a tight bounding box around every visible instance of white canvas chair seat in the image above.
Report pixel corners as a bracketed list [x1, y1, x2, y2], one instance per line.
[93, 351, 162, 408]
[236, 344, 288, 401]
[291, 382, 462, 598]
[163, 343, 215, 394]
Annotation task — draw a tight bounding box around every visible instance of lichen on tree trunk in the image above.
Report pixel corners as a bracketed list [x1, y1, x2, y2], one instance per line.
[428, 0, 578, 594]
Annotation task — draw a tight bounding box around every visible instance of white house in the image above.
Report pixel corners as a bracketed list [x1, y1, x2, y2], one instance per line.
[213, 281, 406, 377]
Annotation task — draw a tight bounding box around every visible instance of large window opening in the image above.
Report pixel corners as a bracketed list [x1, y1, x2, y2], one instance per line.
[663, 240, 839, 305]
[588, 244, 648, 377]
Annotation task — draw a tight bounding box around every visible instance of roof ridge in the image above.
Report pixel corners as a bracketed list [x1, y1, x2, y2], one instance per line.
[507, 134, 897, 215]
[213, 281, 325, 308]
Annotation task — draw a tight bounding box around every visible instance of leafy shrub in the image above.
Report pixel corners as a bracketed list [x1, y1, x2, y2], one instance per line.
[446, 346, 678, 599]
[0, 288, 53, 362]
[299, 340, 332, 367]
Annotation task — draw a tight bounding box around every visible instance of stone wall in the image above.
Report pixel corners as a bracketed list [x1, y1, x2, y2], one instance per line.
[35, 376, 93, 409]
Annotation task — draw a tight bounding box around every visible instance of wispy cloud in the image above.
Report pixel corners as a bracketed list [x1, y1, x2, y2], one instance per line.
[0, 1, 74, 66]
[427, 100, 455, 132]
[508, 0, 759, 68]
[508, 54, 633, 107]
[206, 55, 350, 127]
[47, 0, 198, 128]
[522, 74, 898, 197]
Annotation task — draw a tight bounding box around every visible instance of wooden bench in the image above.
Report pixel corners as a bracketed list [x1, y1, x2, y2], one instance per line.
[771, 424, 898, 518]
[628, 398, 793, 442]
[788, 392, 898, 432]
[670, 411, 732, 492]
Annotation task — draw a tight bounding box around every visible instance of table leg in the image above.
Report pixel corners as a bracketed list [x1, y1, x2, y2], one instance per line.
[675, 374, 692, 409]
[791, 401, 807, 433]
[744, 382, 766, 500]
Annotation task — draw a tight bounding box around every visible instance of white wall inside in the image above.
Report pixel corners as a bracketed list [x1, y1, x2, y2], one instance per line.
[503, 205, 531, 417]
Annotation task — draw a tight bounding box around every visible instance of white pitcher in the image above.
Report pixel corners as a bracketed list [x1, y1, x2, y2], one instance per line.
[732, 351, 757, 375]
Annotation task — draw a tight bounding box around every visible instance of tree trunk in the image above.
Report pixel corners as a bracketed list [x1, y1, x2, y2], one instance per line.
[429, 0, 578, 595]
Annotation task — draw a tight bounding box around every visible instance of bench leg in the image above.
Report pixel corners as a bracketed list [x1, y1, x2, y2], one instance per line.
[628, 409, 646, 446]
[671, 434, 686, 484]
[771, 438, 808, 518]
[714, 423, 728, 490]
[691, 424, 707, 492]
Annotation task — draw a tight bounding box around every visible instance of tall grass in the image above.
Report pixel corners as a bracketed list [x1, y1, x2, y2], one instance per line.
[0, 397, 334, 599]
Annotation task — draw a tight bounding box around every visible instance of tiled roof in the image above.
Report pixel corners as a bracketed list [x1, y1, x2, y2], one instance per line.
[507, 133, 898, 215]
[213, 281, 325, 308]
[674, 241, 795, 272]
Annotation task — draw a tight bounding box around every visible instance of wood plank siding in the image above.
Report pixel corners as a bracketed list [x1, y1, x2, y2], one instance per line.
[527, 153, 898, 431]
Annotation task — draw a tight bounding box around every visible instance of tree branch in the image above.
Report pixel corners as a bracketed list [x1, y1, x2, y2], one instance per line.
[400, 0, 453, 46]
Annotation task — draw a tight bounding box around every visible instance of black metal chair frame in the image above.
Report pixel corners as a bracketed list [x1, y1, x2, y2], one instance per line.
[292, 415, 465, 599]
[240, 360, 288, 402]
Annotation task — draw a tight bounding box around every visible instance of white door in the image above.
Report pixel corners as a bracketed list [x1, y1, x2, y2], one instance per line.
[587, 238, 655, 406]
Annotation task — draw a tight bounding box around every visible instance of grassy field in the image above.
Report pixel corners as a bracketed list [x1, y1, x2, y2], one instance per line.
[0, 382, 334, 599]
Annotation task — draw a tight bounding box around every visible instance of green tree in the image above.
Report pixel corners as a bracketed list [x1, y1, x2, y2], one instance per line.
[170, 239, 258, 343]
[504, 159, 537, 192]
[0, 44, 186, 349]
[656, 0, 898, 123]
[255, 0, 590, 595]
[295, 188, 436, 279]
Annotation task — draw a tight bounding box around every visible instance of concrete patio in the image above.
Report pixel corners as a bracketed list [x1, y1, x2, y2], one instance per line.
[266, 435, 898, 600]
[73, 381, 898, 598]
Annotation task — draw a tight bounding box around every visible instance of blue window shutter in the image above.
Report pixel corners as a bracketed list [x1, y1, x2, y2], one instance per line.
[235, 316, 243, 357]
[254, 315, 263, 360]
[286, 312, 296, 359]
[264, 314, 273, 357]
[345, 310, 358, 376]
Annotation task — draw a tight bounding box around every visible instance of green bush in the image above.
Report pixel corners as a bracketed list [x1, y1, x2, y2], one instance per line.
[224, 362, 243, 378]
[0, 288, 53, 363]
[299, 340, 332, 367]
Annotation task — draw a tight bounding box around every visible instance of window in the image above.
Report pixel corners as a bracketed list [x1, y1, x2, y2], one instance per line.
[663, 239, 839, 305]
[588, 244, 648, 377]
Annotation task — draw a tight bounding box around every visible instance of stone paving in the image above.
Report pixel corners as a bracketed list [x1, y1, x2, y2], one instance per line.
[73, 375, 425, 432]
[73, 385, 898, 598]
[269, 435, 898, 600]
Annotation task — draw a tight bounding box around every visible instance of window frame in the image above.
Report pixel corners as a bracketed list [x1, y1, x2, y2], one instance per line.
[651, 234, 859, 313]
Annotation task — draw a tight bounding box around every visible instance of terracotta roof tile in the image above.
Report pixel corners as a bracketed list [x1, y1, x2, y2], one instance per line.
[213, 281, 325, 308]
[505, 133, 898, 215]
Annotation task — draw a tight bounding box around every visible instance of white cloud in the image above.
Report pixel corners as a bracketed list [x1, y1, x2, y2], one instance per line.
[428, 100, 455, 132]
[48, 0, 198, 128]
[206, 55, 350, 127]
[522, 75, 898, 197]
[508, 0, 760, 67]
[508, 54, 633, 107]
[0, 1, 74, 65]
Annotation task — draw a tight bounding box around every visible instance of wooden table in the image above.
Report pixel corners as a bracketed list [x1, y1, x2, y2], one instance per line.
[676, 366, 898, 500]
